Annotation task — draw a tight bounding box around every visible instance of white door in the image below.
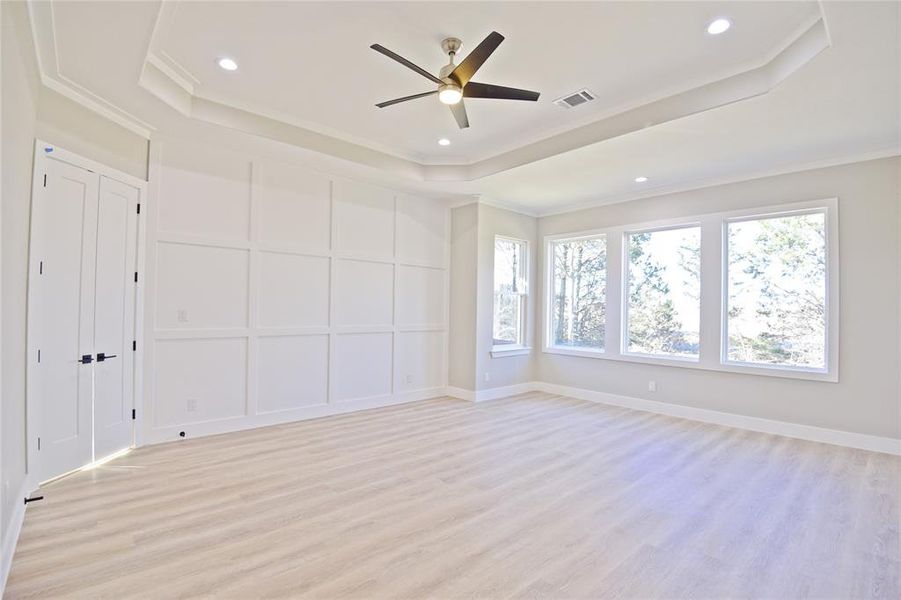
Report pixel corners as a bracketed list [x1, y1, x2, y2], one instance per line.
[30, 158, 99, 481]
[29, 157, 140, 481]
[93, 176, 139, 458]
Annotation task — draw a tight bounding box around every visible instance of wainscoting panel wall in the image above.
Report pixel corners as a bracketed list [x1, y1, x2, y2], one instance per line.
[143, 138, 449, 444]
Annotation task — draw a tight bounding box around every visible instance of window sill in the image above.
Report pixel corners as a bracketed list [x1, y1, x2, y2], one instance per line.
[544, 345, 605, 358]
[490, 345, 532, 358]
[543, 346, 837, 382]
[621, 351, 699, 364]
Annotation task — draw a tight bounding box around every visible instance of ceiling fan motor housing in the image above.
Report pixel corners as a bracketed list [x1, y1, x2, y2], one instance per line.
[441, 37, 463, 57]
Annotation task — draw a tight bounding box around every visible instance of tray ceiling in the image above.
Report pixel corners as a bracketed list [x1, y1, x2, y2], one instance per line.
[24, 1, 901, 213]
[151, 1, 821, 163]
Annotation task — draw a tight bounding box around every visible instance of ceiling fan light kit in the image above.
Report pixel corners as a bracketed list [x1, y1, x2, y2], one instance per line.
[371, 31, 540, 129]
[438, 83, 463, 105]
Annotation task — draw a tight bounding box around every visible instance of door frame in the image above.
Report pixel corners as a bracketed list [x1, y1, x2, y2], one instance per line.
[25, 139, 148, 490]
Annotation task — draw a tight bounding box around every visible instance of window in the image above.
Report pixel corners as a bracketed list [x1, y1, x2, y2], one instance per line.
[725, 210, 828, 371]
[542, 199, 836, 380]
[548, 235, 607, 351]
[624, 225, 701, 359]
[493, 237, 528, 349]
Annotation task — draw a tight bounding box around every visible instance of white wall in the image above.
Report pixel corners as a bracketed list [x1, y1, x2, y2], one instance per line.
[35, 88, 149, 181]
[448, 202, 539, 392]
[474, 204, 538, 390]
[143, 137, 449, 443]
[536, 157, 901, 439]
[1, 0, 39, 576]
[448, 204, 478, 389]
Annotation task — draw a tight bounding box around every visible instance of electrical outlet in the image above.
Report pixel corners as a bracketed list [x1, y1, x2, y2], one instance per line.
[648, 380, 657, 392]
[484, 372, 491, 383]
[405, 374, 413, 384]
[177, 309, 189, 323]
[186, 398, 198, 412]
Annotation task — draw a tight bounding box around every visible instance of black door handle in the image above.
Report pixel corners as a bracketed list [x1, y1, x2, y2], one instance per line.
[78, 354, 93, 364]
[97, 353, 117, 362]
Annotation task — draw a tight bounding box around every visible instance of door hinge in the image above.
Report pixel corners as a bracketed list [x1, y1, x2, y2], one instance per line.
[132, 409, 136, 420]
[136, 203, 141, 215]
[134, 272, 138, 283]
[132, 340, 137, 351]
[43, 174, 47, 187]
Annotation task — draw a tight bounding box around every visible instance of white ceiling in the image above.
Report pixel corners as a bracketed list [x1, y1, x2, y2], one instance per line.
[27, 1, 901, 214]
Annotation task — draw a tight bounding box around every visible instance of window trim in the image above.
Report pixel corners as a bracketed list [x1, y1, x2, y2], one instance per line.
[541, 198, 839, 382]
[492, 235, 530, 355]
[720, 203, 838, 379]
[545, 231, 609, 355]
[621, 222, 702, 362]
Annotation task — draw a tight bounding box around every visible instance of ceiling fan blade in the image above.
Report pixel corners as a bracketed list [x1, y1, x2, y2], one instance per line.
[449, 100, 469, 129]
[375, 90, 438, 108]
[370, 44, 443, 85]
[464, 82, 540, 102]
[449, 31, 504, 87]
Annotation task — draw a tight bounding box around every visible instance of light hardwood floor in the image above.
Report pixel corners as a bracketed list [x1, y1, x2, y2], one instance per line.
[6, 393, 900, 599]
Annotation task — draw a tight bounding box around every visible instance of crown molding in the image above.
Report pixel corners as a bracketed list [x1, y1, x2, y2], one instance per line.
[27, 0, 154, 139]
[445, 195, 540, 219]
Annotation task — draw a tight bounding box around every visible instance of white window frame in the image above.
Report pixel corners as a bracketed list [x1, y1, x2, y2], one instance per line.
[542, 198, 839, 382]
[621, 222, 702, 362]
[545, 232, 608, 356]
[721, 203, 838, 380]
[491, 236, 531, 357]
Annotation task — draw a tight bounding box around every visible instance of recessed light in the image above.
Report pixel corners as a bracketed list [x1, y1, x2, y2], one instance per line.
[438, 138, 451, 146]
[217, 57, 238, 71]
[634, 176, 648, 183]
[707, 18, 731, 35]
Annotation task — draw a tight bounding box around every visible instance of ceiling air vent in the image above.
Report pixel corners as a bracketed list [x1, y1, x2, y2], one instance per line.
[553, 88, 596, 109]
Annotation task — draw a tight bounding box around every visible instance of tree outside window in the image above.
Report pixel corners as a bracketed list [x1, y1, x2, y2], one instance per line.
[550, 236, 606, 350]
[726, 212, 827, 369]
[625, 226, 701, 358]
[493, 238, 528, 347]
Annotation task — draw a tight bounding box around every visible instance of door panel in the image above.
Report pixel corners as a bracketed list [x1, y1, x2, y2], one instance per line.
[33, 158, 98, 481]
[93, 176, 139, 458]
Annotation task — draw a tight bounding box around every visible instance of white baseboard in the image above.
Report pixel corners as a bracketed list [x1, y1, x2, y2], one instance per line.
[140, 380, 901, 454]
[445, 386, 475, 401]
[445, 382, 539, 403]
[473, 382, 540, 402]
[144, 387, 445, 446]
[535, 382, 901, 456]
[1, 481, 30, 595]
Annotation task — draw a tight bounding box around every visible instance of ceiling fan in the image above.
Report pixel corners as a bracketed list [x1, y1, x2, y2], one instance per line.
[370, 32, 540, 129]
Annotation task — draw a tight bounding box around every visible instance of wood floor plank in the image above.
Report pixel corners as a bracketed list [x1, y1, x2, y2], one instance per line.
[6, 393, 900, 599]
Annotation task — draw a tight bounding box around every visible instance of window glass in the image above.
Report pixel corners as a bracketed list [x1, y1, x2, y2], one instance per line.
[493, 238, 527, 346]
[550, 236, 607, 350]
[625, 226, 701, 358]
[726, 212, 827, 369]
